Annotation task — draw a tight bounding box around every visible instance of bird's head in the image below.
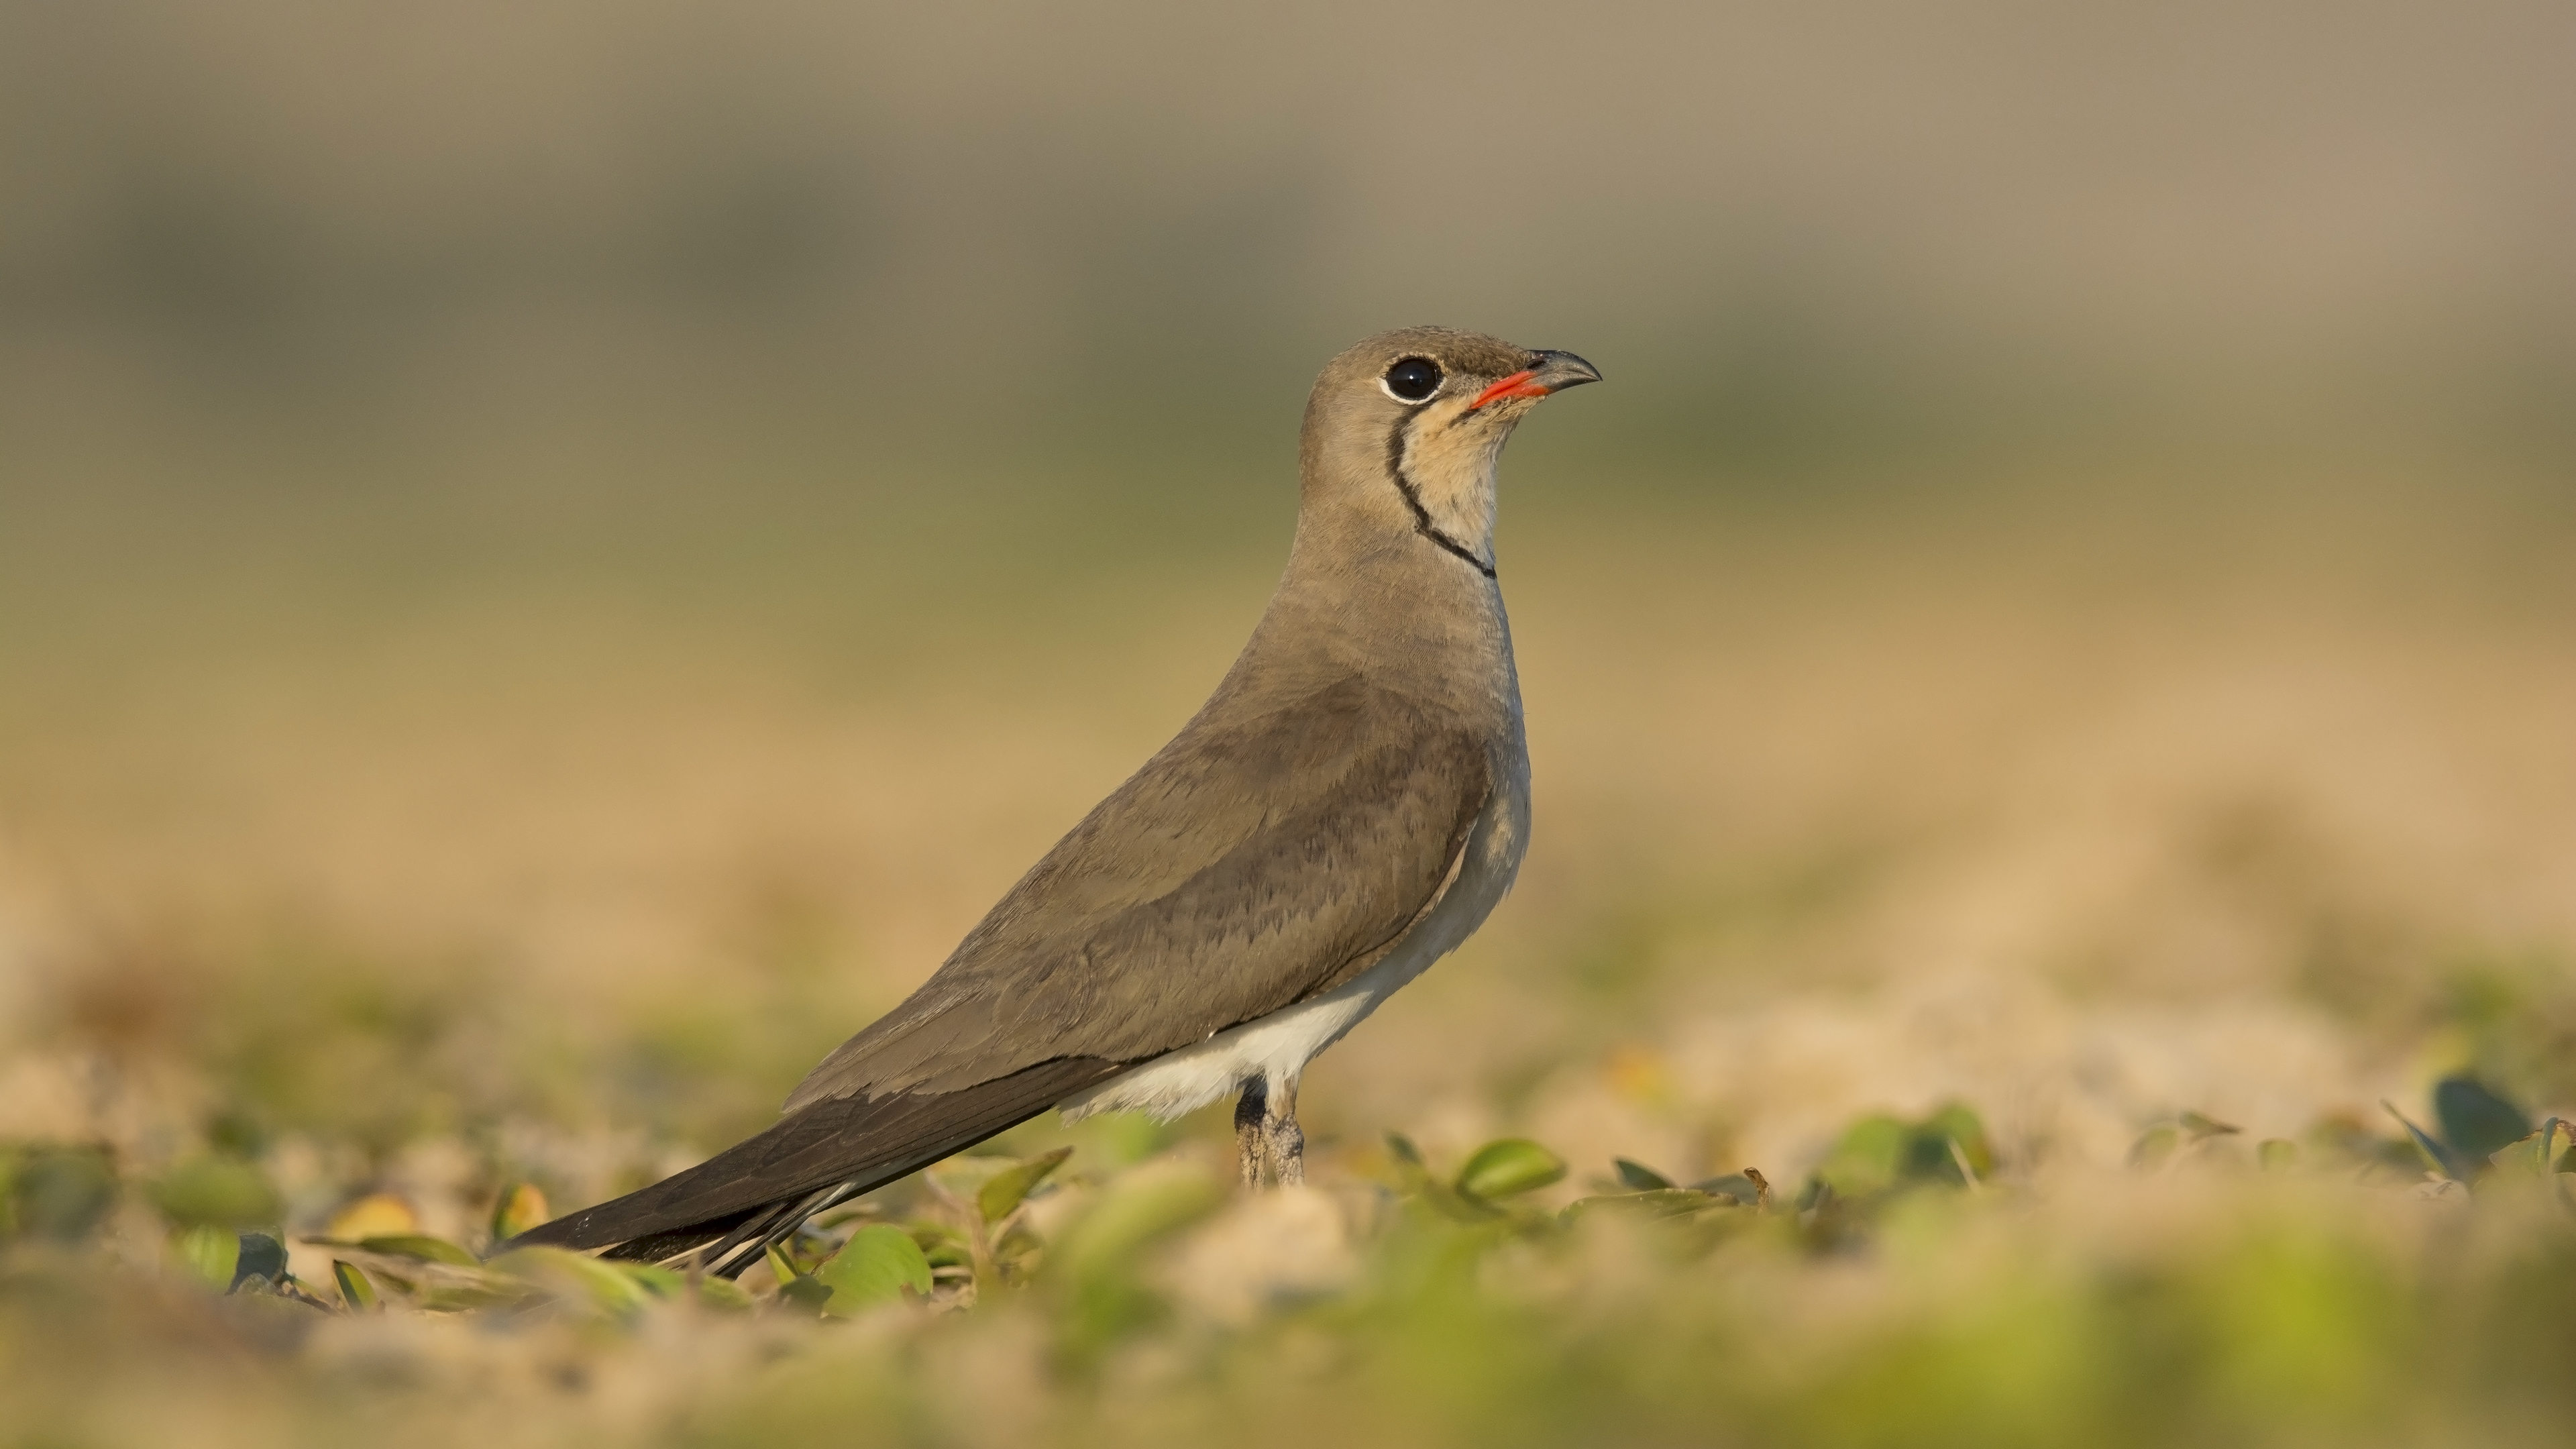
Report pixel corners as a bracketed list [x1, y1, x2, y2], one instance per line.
[1299, 326, 1600, 578]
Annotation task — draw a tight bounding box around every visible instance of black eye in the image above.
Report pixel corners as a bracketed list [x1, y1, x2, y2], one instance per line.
[1381, 356, 1443, 402]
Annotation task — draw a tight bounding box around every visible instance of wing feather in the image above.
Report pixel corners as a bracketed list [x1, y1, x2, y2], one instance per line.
[787, 676, 1491, 1106]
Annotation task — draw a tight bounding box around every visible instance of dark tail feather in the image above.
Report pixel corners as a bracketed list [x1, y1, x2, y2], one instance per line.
[500, 1057, 1121, 1265]
[601, 1181, 862, 1279]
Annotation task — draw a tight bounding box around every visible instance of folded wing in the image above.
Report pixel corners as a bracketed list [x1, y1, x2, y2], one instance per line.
[508, 676, 1489, 1258]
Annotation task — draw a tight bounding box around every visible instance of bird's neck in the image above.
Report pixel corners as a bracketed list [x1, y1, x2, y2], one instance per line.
[1258, 507, 1515, 706]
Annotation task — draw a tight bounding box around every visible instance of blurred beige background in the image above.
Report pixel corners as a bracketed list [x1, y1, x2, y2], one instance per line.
[2, 1, 2571, 1209]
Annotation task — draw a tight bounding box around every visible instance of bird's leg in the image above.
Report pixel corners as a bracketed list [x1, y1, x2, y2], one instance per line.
[1234, 1075, 1305, 1187]
[1266, 1075, 1305, 1187]
[1234, 1075, 1270, 1188]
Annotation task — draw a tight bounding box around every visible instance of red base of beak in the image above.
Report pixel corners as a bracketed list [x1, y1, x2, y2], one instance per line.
[1468, 370, 1549, 410]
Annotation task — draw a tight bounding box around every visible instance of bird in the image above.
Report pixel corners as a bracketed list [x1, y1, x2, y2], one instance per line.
[502, 327, 1598, 1275]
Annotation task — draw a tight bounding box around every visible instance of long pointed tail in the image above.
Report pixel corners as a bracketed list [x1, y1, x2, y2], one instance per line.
[497, 1057, 1120, 1272]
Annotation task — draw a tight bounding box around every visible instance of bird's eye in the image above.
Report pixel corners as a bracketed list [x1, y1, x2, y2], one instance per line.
[1381, 357, 1443, 403]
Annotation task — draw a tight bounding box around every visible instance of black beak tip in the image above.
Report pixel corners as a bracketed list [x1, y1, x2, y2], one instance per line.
[1532, 349, 1603, 390]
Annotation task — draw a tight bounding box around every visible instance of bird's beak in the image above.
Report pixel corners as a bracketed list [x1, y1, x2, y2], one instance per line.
[1468, 350, 1603, 410]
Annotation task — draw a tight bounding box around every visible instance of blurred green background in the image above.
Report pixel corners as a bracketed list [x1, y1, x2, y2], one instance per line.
[3, 3, 2573, 1444]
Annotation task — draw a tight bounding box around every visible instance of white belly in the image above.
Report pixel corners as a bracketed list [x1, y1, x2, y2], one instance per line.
[1056, 780, 1528, 1123]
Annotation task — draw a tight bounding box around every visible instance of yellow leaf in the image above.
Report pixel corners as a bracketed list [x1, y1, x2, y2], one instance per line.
[489, 1182, 549, 1243]
[326, 1193, 422, 1241]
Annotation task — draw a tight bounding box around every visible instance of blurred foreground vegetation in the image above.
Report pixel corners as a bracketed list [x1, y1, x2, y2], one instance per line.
[5, 1075, 2574, 1448]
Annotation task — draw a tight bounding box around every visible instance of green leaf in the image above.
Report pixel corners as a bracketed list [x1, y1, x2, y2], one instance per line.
[1385, 1132, 1454, 1206]
[1378, 1134, 1503, 1220]
[9, 1146, 118, 1240]
[764, 1244, 834, 1313]
[994, 1222, 1044, 1275]
[1805, 1108, 1993, 1196]
[977, 1146, 1074, 1225]
[415, 1279, 535, 1313]
[1692, 1172, 1768, 1207]
[813, 1224, 934, 1315]
[2381, 1099, 2468, 1181]
[2178, 1111, 2242, 1140]
[354, 1234, 480, 1266]
[2129, 1125, 2182, 1171]
[233, 1232, 288, 1291]
[332, 1260, 380, 1311]
[172, 1223, 239, 1289]
[489, 1246, 653, 1322]
[2536, 1118, 2571, 1175]
[612, 1262, 688, 1300]
[1613, 1158, 1677, 1191]
[2257, 1138, 2299, 1171]
[151, 1157, 283, 1230]
[1055, 1163, 1225, 1285]
[693, 1275, 756, 1313]
[1821, 1116, 1910, 1195]
[1384, 1132, 1430, 1187]
[2432, 1076, 2530, 1163]
[778, 1275, 835, 1312]
[910, 1222, 975, 1270]
[1563, 1188, 1728, 1226]
[2481, 1121, 2572, 1182]
[1455, 1139, 1568, 1201]
[1921, 1104, 1995, 1178]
